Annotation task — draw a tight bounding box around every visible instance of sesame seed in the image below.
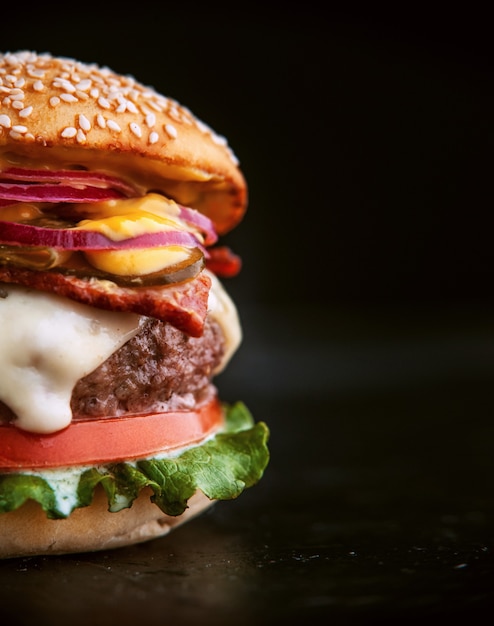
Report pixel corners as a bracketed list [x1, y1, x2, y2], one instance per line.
[149, 131, 159, 144]
[168, 107, 181, 122]
[8, 130, 24, 140]
[49, 96, 61, 107]
[53, 78, 76, 93]
[107, 119, 121, 132]
[14, 77, 25, 88]
[11, 124, 27, 133]
[90, 73, 104, 86]
[33, 79, 44, 91]
[98, 96, 110, 109]
[27, 68, 45, 78]
[78, 113, 91, 131]
[61, 126, 77, 138]
[126, 101, 138, 114]
[130, 122, 142, 138]
[228, 148, 239, 166]
[96, 114, 106, 128]
[60, 93, 78, 103]
[138, 104, 151, 116]
[195, 119, 209, 134]
[19, 106, 33, 118]
[76, 79, 91, 91]
[212, 134, 228, 146]
[165, 123, 177, 139]
[146, 99, 163, 113]
[0, 114, 11, 128]
[12, 101, 24, 110]
[76, 129, 86, 144]
[145, 112, 156, 127]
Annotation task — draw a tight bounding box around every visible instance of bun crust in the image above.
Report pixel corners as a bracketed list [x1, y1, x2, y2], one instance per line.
[0, 51, 246, 234]
[0, 487, 214, 559]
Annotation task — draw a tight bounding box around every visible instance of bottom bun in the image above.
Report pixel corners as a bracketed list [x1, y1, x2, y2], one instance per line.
[0, 487, 214, 559]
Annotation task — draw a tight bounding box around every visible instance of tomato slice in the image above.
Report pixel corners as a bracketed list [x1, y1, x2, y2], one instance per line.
[0, 397, 224, 470]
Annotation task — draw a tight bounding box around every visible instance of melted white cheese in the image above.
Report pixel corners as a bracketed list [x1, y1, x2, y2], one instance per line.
[0, 285, 141, 434]
[206, 270, 242, 373]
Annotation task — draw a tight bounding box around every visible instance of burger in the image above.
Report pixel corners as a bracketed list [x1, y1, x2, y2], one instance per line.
[0, 51, 269, 558]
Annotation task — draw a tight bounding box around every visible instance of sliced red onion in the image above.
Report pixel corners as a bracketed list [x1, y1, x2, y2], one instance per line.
[0, 182, 125, 203]
[0, 220, 204, 251]
[0, 168, 219, 248]
[0, 167, 137, 196]
[178, 205, 218, 246]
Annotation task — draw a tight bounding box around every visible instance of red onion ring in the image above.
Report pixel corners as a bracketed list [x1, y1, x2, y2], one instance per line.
[0, 220, 205, 251]
[178, 205, 218, 246]
[0, 167, 137, 196]
[0, 182, 125, 203]
[0, 168, 218, 251]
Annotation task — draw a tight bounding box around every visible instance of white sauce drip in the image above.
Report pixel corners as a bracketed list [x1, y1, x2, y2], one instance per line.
[0, 285, 141, 433]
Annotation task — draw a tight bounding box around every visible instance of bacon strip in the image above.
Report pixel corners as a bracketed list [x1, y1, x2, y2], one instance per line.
[206, 246, 242, 277]
[0, 267, 211, 337]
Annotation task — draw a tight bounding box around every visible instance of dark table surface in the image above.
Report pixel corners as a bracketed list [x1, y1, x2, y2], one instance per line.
[2, 304, 494, 626]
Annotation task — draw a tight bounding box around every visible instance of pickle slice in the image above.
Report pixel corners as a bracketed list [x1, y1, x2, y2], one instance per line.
[0, 245, 204, 287]
[0, 245, 72, 270]
[57, 247, 204, 287]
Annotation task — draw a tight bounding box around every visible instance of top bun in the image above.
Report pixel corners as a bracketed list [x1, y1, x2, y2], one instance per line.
[0, 51, 246, 234]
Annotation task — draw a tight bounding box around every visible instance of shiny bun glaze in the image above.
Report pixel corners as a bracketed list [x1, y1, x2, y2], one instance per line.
[0, 50, 247, 234]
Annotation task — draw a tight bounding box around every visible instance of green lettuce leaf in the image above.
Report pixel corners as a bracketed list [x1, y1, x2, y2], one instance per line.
[0, 402, 269, 519]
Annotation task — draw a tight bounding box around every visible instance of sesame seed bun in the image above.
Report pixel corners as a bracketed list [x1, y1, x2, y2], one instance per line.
[0, 50, 246, 234]
[0, 487, 214, 559]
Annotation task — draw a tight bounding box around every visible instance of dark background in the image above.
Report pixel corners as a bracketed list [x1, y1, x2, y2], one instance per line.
[2, 4, 494, 625]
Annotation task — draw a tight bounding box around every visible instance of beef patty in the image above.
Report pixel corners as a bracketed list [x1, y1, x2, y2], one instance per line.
[71, 315, 225, 418]
[0, 315, 225, 424]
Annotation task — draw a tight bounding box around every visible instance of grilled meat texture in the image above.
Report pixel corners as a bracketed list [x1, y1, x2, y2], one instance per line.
[71, 316, 225, 418]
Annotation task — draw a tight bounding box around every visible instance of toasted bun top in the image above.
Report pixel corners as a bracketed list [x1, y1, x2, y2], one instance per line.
[0, 51, 246, 234]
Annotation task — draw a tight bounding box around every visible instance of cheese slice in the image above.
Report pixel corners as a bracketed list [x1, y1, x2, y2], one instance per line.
[75, 194, 203, 276]
[0, 285, 141, 433]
